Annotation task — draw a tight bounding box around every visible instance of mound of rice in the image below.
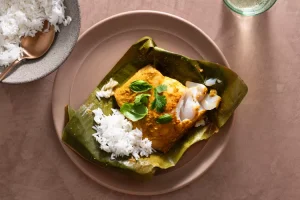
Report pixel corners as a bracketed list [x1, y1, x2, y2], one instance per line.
[92, 108, 153, 160]
[0, 0, 71, 67]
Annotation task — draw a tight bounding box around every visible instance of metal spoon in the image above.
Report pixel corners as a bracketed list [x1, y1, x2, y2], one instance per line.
[0, 21, 55, 81]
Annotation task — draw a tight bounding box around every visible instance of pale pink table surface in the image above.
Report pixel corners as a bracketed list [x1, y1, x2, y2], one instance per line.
[1, 0, 299, 199]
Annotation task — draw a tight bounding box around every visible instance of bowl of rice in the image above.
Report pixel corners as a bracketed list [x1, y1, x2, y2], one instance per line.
[0, 0, 80, 84]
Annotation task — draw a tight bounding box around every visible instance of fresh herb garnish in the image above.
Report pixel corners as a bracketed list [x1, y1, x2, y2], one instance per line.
[134, 94, 151, 105]
[121, 91, 151, 121]
[155, 84, 167, 93]
[129, 80, 152, 93]
[151, 84, 167, 113]
[156, 114, 173, 124]
[151, 95, 166, 112]
[120, 103, 148, 122]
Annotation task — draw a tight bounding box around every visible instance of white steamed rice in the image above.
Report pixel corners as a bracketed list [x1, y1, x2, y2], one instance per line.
[92, 108, 153, 160]
[0, 0, 71, 66]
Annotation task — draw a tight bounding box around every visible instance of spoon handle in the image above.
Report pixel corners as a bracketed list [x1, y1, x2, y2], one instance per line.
[0, 59, 23, 81]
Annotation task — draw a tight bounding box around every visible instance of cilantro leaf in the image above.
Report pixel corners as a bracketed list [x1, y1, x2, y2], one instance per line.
[156, 114, 173, 124]
[151, 84, 167, 113]
[134, 94, 151, 105]
[120, 103, 148, 122]
[151, 99, 156, 110]
[129, 80, 152, 93]
[153, 95, 166, 112]
[156, 84, 167, 93]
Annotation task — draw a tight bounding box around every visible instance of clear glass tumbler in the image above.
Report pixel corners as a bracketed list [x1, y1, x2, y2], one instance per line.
[223, 0, 277, 16]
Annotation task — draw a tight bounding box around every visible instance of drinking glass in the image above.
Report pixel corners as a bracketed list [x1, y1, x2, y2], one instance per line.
[223, 0, 277, 16]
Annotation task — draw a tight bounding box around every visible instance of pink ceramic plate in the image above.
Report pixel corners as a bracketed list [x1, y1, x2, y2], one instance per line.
[52, 10, 232, 195]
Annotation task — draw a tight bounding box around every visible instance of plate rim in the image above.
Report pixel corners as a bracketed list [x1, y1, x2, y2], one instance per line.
[77, 10, 229, 67]
[52, 10, 231, 196]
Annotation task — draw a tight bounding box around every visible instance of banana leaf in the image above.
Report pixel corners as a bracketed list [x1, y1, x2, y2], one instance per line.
[62, 37, 248, 176]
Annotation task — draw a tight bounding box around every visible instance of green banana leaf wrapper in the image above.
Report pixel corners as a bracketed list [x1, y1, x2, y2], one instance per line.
[62, 37, 248, 176]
